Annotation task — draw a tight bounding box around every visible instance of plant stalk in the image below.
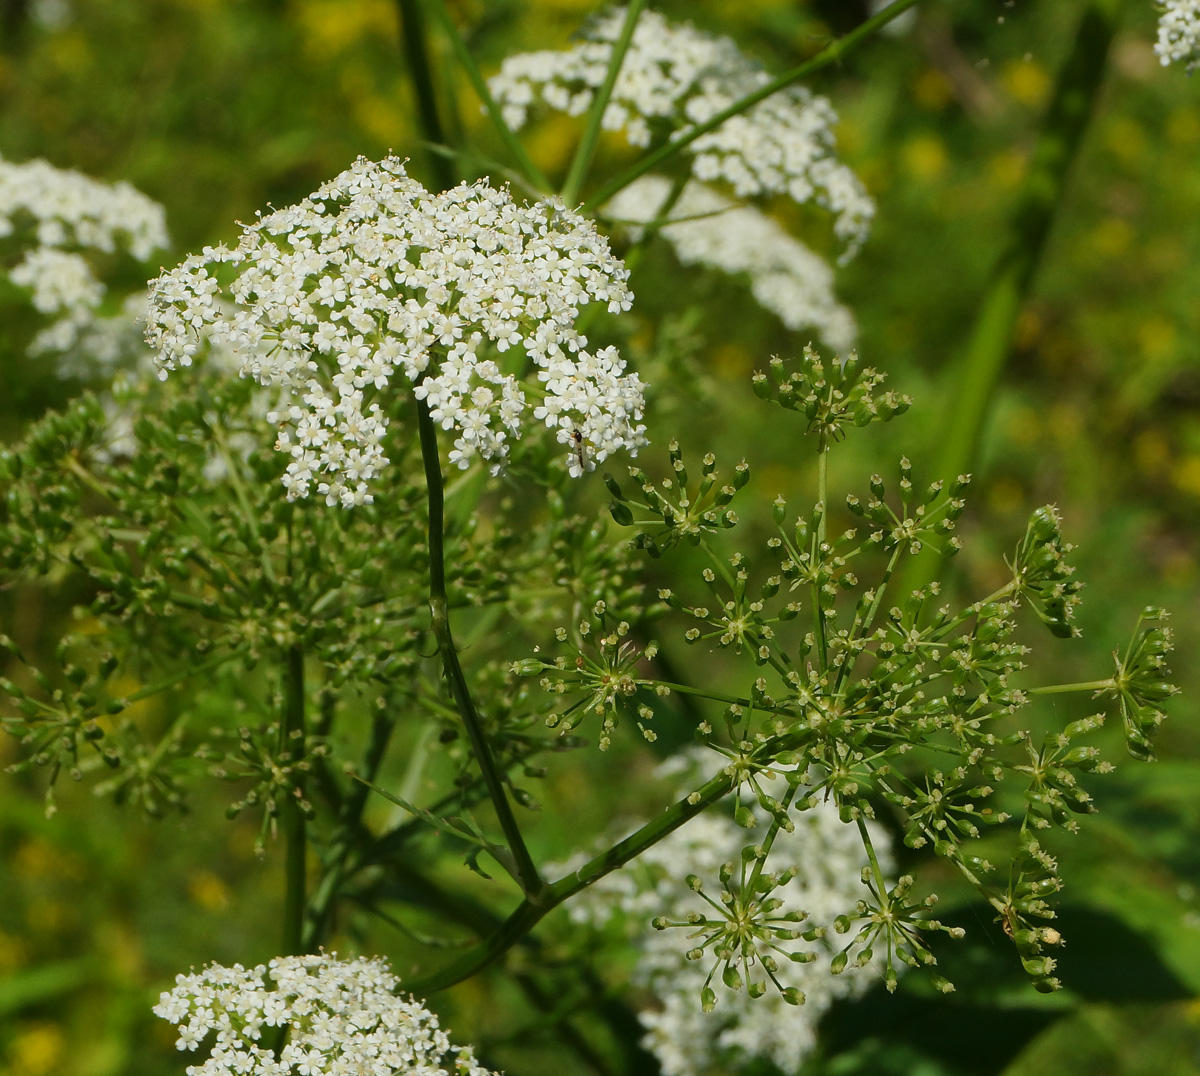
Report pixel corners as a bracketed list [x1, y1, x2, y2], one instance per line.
[1027, 679, 1115, 696]
[416, 399, 542, 898]
[406, 761, 736, 992]
[301, 705, 397, 951]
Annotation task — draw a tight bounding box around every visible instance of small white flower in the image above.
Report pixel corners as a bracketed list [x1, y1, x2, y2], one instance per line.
[145, 157, 646, 505]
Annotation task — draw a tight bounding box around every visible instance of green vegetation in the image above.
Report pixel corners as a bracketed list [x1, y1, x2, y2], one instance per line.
[1, 2, 1198, 1075]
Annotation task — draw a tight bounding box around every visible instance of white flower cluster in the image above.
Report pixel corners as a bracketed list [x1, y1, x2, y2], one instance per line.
[145, 156, 645, 507]
[606, 176, 856, 352]
[0, 154, 168, 361]
[555, 758, 894, 1076]
[153, 952, 496, 1076]
[489, 8, 874, 258]
[1155, 0, 1200, 70]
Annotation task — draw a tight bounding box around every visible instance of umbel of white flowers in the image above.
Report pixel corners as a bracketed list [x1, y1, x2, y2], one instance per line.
[144, 156, 646, 508]
[1156, 0, 1200, 70]
[490, 7, 875, 259]
[154, 952, 496, 1076]
[0, 154, 168, 361]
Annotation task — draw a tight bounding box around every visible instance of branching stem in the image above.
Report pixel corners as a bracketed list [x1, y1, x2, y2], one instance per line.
[1027, 679, 1115, 696]
[406, 761, 735, 992]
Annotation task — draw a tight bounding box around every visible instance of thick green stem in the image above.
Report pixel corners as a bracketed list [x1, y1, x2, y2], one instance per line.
[416, 399, 542, 898]
[397, 0, 456, 192]
[425, 0, 551, 192]
[372, 861, 637, 1075]
[581, 0, 922, 213]
[406, 763, 735, 992]
[559, 0, 645, 207]
[281, 645, 307, 955]
[902, 0, 1121, 594]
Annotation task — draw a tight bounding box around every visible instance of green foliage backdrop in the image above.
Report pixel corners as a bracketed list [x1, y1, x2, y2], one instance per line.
[1, 1, 1198, 1074]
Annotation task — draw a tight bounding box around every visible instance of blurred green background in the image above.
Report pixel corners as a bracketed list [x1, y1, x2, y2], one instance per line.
[2, 0, 1200, 1073]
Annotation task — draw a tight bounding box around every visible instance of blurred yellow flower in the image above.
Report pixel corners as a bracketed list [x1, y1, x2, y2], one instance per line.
[713, 343, 753, 380]
[47, 32, 91, 77]
[0, 929, 28, 974]
[988, 149, 1027, 189]
[903, 134, 947, 181]
[7, 1024, 65, 1076]
[1135, 431, 1170, 474]
[1006, 405, 1040, 447]
[1090, 216, 1133, 258]
[913, 68, 953, 111]
[1173, 455, 1200, 498]
[986, 476, 1024, 517]
[1104, 117, 1148, 166]
[188, 869, 232, 912]
[1002, 59, 1050, 108]
[1139, 315, 1177, 362]
[294, 0, 397, 61]
[1167, 106, 1200, 146]
[525, 113, 580, 176]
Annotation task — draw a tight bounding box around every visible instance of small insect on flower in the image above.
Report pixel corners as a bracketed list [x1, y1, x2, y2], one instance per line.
[571, 428, 590, 477]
